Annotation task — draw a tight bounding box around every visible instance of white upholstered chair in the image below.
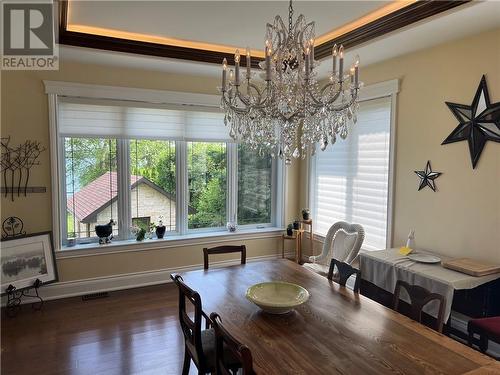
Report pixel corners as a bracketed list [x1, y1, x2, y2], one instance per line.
[303, 221, 365, 277]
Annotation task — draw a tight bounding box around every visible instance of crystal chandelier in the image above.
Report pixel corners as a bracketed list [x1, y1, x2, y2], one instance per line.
[220, 0, 361, 164]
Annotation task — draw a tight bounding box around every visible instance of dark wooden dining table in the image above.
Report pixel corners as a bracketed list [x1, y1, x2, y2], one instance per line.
[173, 259, 499, 375]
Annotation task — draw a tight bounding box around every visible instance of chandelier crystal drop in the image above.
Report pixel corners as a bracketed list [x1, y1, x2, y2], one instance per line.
[219, 0, 361, 164]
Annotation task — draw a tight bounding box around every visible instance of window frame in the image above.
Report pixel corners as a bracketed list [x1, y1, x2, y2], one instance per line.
[307, 79, 399, 250]
[45, 81, 285, 251]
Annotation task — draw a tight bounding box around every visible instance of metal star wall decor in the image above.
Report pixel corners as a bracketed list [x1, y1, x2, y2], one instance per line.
[415, 161, 442, 192]
[442, 75, 500, 169]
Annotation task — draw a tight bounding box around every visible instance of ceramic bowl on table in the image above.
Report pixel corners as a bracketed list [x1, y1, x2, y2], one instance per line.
[245, 281, 310, 314]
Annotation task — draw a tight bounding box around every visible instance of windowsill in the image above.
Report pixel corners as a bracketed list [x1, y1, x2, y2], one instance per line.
[56, 227, 285, 259]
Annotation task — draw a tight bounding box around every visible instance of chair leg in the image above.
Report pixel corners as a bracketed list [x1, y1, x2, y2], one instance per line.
[468, 330, 474, 347]
[479, 334, 489, 353]
[182, 349, 191, 375]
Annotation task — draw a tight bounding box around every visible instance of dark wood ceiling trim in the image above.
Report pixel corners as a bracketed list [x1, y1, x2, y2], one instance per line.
[59, 30, 260, 68]
[59, 0, 470, 66]
[314, 0, 470, 59]
[59, 0, 68, 31]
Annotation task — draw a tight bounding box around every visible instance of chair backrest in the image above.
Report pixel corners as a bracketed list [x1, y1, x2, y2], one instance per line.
[172, 275, 206, 368]
[210, 312, 255, 375]
[328, 259, 361, 293]
[311, 222, 364, 266]
[393, 280, 446, 333]
[203, 245, 247, 270]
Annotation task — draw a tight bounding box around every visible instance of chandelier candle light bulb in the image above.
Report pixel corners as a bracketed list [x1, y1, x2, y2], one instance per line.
[332, 44, 338, 76]
[234, 49, 240, 86]
[246, 48, 251, 78]
[309, 38, 315, 64]
[219, 0, 361, 164]
[222, 58, 227, 91]
[355, 55, 360, 87]
[305, 47, 310, 80]
[339, 45, 344, 82]
[265, 45, 272, 81]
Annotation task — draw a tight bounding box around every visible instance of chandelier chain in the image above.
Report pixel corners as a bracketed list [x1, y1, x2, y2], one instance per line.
[288, 0, 294, 33]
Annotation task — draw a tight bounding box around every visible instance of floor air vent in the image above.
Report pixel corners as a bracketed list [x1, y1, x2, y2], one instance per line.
[82, 291, 109, 301]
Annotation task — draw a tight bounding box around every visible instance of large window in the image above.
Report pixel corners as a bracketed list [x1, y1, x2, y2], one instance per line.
[310, 96, 393, 251]
[57, 96, 279, 248]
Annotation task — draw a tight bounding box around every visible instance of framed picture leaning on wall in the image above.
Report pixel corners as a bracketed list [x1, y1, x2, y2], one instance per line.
[1, 232, 58, 294]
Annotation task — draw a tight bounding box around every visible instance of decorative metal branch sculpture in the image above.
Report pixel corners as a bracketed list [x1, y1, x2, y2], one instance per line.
[0, 137, 46, 201]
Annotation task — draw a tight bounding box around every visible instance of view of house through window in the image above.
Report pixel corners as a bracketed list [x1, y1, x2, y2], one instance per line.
[130, 139, 176, 232]
[65, 138, 119, 241]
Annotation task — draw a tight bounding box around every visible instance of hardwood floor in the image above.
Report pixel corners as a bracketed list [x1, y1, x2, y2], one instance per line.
[1, 284, 196, 375]
[2, 277, 496, 375]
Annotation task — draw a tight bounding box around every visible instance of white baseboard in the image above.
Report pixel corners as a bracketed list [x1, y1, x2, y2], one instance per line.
[450, 311, 500, 358]
[2, 252, 294, 305]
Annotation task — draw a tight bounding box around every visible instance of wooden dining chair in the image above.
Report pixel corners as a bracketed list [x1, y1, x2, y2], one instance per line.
[392, 280, 446, 333]
[203, 245, 246, 270]
[327, 259, 361, 293]
[468, 316, 500, 353]
[210, 312, 256, 375]
[172, 275, 241, 374]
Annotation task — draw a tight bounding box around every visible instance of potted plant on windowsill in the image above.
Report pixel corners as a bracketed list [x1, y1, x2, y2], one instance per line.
[131, 225, 146, 241]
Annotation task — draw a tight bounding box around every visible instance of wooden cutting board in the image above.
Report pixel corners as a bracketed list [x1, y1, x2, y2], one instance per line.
[442, 258, 500, 276]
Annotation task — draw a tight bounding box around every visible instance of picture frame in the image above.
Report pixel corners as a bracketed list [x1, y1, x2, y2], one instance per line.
[1, 232, 58, 294]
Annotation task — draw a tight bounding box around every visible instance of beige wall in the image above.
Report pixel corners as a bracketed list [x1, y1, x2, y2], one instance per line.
[1, 61, 299, 282]
[302, 28, 500, 263]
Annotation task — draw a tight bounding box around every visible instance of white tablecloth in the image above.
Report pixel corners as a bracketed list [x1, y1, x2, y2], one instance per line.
[359, 248, 500, 321]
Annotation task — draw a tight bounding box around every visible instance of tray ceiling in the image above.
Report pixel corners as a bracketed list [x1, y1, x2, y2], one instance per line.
[66, 1, 391, 52]
[60, 0, 500, 80]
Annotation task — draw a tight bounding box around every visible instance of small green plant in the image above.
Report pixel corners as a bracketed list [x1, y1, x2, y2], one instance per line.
[136, 227, 146, 241]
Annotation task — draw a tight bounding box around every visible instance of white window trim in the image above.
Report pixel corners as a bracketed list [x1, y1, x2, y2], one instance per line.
[307, 79, 399, 250]
[44, 81, 285, 252]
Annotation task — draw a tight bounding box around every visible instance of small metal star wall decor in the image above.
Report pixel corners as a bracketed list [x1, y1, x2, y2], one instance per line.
[415, 161, 442, 192]
[442, 75, 500, 169]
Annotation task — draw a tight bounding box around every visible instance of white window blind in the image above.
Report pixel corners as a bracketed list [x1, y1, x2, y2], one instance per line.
[312, 96, 392, 251]
[58, 97, 230, 141]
